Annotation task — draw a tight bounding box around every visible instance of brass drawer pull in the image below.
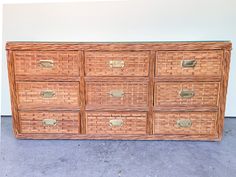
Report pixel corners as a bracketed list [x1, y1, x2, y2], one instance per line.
[109, 90, 124, 98]
[42, 119, 57, 126]
[40, 90, 55, 98]
[39, 60, 54, 68]
[109, 119, 123, 127]
[179, 90, 195, 98]
[181, 59, 197, 68]
[109, 60, 125, 68]
[177, 119, 192, 128]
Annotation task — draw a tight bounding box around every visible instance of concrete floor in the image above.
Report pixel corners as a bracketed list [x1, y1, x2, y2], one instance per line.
[0, 117, 236, 177]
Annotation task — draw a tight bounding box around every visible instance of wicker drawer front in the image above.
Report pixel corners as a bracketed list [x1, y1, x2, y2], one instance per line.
[85, 51, 149, 76]
[86, 112, 147, 135]
[86, 82, 148, 107]
[156, 51, 222, 77]
[19, 111, 80, 134]
[14, 51, 80, 77]
[154, 112, 217, 135]
[17, 82, 80, 109]
[154, 82, 219, 107]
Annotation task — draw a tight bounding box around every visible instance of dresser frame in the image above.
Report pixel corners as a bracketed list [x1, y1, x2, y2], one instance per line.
[6, 41, 232, 140]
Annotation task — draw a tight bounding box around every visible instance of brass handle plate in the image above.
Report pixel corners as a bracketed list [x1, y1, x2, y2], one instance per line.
[179, 90, 195, 98]
[109, 60, 125, 68]
[181, 59, 197, 68]
[109, 119, 123, 127]
[42, 119, 57, 126]
[39, 60, 54, 68]
[109, 90, 124, 98]
[40, 90, 55, 98]
[177, 119, 192, 128]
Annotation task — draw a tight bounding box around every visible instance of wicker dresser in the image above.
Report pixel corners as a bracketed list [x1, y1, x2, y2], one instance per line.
[6, 41, 232, 141]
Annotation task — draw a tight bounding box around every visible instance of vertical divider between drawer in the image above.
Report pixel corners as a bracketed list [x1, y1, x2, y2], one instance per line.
[147, 51, 155, 134]
[79, 51, 86, 134]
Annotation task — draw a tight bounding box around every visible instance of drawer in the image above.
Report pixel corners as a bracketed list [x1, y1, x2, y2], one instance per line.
[154, 112, 217, 135]
[86, 112, 147, 134]
[14, 51, 80, 78]
[155, 51, 222, 77]
[19, 111, 80, 134]
[17, 82, 80, 110]
[154, 82, 219, 107]
[86, 82, 148, 108]
[85, 51, 150, 76]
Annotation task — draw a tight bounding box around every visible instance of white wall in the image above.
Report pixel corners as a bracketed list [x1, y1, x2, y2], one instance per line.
[2, 0, 236, 116]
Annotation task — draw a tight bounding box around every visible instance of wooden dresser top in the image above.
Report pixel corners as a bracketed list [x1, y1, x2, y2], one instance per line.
[6, 41, 232, 51]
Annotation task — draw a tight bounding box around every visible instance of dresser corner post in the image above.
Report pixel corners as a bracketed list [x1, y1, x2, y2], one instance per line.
[218, 49, 231, 139]
[7, 50, 20, 136]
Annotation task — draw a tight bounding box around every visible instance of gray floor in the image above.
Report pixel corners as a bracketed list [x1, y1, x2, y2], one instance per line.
[0, 117, 236, 177]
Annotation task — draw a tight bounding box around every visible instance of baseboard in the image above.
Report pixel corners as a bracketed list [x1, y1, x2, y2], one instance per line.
[225, 116, 236, 119]
[1, 115, 12, 118]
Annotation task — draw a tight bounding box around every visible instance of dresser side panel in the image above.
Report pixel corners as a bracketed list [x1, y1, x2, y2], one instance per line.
[7, 50, 20, 135]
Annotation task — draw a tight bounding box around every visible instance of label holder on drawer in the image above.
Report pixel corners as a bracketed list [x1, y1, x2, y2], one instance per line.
[39, 60, 54, 68]
[109, 60, 125, 68]
[181, 59, 197, 68]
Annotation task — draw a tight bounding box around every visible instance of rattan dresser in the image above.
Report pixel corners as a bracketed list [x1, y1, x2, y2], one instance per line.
[6, 41, 232, 141]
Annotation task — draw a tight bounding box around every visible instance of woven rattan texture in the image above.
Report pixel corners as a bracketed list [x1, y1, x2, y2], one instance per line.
[86, 112, 147, 134]
[156, 51, 222, 77]
[17, 82, 80, 109]
[14, 51, 80, 77]
[154, 82, 220, 107]
[86, 82, 148, 107]
[154, 112, 217, 135]
[85, 51, 149, 76]
[19, 111, 80, 134]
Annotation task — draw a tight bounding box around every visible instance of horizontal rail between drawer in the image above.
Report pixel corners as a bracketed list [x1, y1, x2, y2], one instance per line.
[155, 77, 221, 82]
[85, 76, 149, 82]
[15, 76, 80, 82]
[85, 106, 149, 112]
[17, 110, 80, 112]
[18, 108, 80, 111]
[154, 107, 218, 112]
